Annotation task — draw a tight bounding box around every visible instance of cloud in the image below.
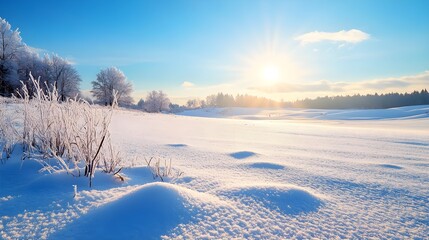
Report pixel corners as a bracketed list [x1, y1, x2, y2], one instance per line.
[295, 29, 370, 45]
[359, 79, 410, 90]
[253, 71, 429, 94]
[181, 81, 195, 87]
[254, 81, 346, 93]
[354, 71, 429, 91]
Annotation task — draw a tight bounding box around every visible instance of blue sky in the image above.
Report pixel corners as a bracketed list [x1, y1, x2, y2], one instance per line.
[2, 0, 429, 103]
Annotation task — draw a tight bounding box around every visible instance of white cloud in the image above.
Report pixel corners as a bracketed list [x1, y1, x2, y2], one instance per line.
[253, 71, 429, 94]
[253, 81, 344, 93]
[295, 29, 370, 45]
[182, 81, 195, 87]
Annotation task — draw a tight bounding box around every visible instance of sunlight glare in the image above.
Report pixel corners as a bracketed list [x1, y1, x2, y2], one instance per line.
[261, 65, 280, 83]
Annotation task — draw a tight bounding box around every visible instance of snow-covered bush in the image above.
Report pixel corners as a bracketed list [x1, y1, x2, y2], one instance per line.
[2, 73, 123, 186]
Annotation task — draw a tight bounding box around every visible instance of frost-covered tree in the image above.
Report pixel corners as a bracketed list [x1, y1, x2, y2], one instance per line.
[57, 63, 81, 101]
[144, 90, 170, 113]
[0, 17, 23, 95]
[186, 99, 201, 109]
[16, 46, 45, 97]
[43, 54, 81, 101]
[0, 18, 82, 98]
[91, 67, 133, 106]
[206, 94, 217, 107]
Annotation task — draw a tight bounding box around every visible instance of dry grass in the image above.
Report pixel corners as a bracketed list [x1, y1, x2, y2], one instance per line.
[1, 73, 123, 186]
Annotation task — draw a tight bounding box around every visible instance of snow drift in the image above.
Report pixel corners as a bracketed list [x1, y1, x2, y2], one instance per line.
[52, 182, 231, 239]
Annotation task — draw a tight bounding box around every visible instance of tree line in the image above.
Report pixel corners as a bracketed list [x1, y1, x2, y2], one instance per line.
[289, 90, 429, 109]
[186, 93, 281, 108]
[0, 17, 81, 99]
[184, 90, 429, 110]
[0, 17, 173, 112]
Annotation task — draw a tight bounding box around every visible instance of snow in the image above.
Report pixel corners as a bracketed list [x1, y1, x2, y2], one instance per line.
[218, 183, 325, 215]
[179, 105, 429, 120]
[52, 182, 231, 239]
[1, 105, 429, 239]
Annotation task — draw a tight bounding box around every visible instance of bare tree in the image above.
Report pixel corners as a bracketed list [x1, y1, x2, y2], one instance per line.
[91, 67, 133, 106]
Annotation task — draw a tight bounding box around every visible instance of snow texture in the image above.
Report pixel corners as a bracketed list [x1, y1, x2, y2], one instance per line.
[179, 105, 429, 120]
[1, 105, 428, 239]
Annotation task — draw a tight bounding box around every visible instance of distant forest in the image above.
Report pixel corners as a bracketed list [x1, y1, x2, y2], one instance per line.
[190, 89, 429, 109]
[290, 89, 429, 109]
[186, 93, 281, 109]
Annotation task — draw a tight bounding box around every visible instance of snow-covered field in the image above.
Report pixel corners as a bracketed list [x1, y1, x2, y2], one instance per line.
[179, 105, 429, 120]
[1, 105, 429, 239]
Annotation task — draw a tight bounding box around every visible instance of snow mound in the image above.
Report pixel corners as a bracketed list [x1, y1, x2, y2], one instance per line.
[247, 162, 285, 170]
[220, 184, 324, 215]
[230, 151, 257, 159]
[53, 182, 229, 239]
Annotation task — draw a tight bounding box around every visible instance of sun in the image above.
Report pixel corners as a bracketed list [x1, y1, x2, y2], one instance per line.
[260, 65, 280, 83]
